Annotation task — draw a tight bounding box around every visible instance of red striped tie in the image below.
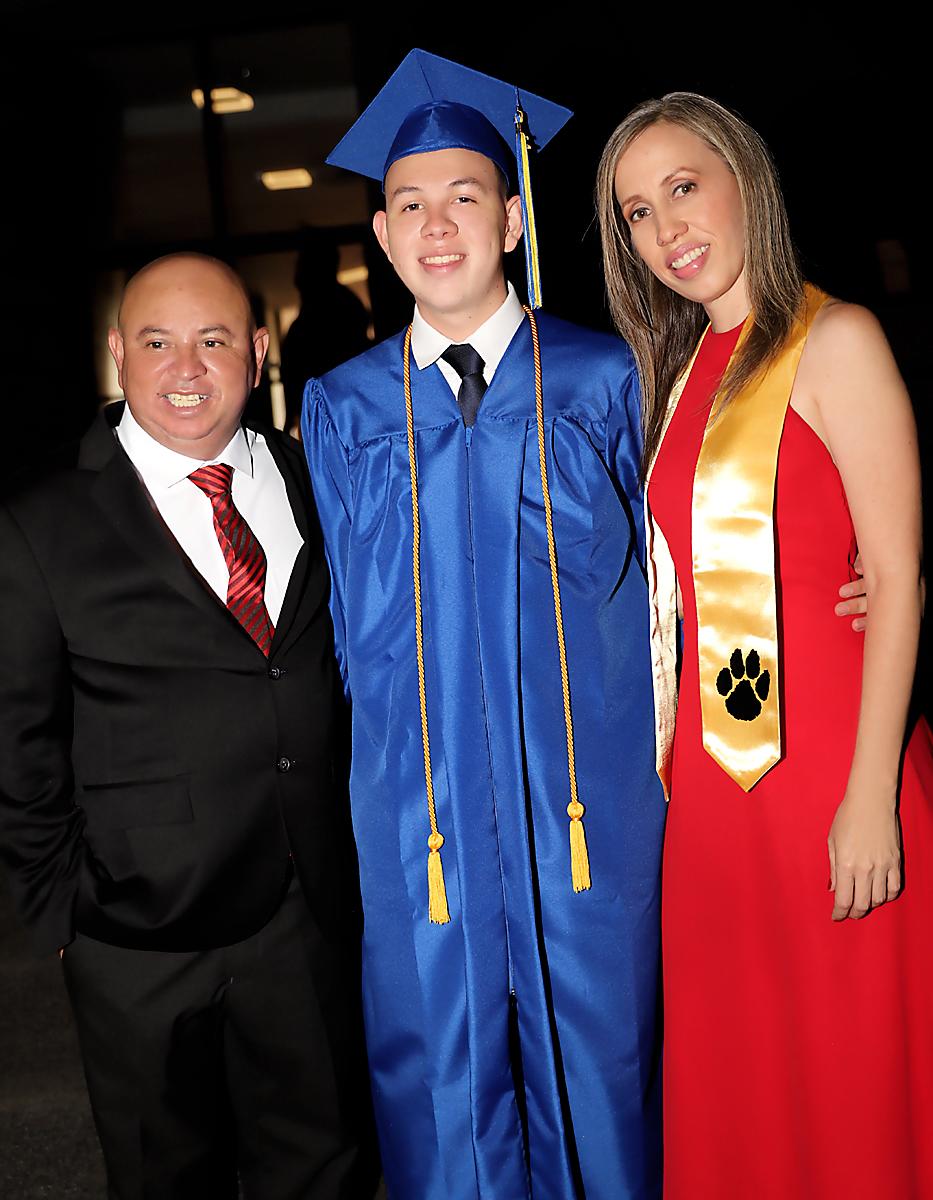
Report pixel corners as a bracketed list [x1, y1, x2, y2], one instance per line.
[188, 463, 275, 656]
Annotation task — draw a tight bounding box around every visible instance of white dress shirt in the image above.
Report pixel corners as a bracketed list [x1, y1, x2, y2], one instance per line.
[411, 282, 526, 396]
[116, 406, 302, 624]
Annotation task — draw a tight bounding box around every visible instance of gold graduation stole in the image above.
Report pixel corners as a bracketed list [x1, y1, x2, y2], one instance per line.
[648, 284, 829, 794]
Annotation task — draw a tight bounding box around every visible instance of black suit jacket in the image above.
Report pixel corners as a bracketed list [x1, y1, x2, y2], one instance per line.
[0, 403, 353, 955]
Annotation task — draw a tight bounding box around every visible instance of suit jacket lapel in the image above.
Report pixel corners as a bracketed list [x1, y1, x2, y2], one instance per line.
[83, 405, 236, 625]
[263, 430, 320, 661]
[83, 404, 325, 660]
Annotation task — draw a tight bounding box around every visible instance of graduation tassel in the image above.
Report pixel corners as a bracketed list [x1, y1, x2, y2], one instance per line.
[527, 307, 593, 894]
[568, 802, 591, 893]
[515, 98, 543, 310]
[404, 326, 452, 925]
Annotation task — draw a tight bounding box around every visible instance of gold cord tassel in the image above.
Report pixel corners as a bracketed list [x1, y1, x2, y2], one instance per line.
[427, 832, 450, 924]
[568, 801, 591, 892]
[404, 326, 451, 924]
[527, 308, 592, 893]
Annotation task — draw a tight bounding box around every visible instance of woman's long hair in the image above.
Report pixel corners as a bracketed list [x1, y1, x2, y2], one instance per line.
[595, 93, 804, 478]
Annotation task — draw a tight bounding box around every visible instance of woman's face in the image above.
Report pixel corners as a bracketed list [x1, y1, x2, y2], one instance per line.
[613, 121, 749, 329]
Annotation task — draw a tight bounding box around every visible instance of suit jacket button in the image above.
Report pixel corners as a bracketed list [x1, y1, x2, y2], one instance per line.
[276, 756, 293, 773]
[268, 666, 284, 680]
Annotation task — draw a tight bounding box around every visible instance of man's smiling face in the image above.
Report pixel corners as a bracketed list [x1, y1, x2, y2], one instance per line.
[373, 147, 523, 340]
[108, 255, 269, 460]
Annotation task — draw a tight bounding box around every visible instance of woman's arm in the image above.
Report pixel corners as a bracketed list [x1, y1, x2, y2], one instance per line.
[797, 301, 923, 921]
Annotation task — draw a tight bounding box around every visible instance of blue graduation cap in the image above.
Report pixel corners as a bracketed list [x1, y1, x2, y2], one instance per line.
[326, 49, 573, 309]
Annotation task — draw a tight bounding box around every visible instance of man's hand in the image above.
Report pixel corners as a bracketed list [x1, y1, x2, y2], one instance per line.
[835, 555, 867, 631]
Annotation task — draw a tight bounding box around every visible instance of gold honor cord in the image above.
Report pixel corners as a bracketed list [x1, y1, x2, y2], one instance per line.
[692, 285, 829, 790]
[404, 326, 450, 924]
[403, 313, 589, 925]
[525, 307, 590, 891]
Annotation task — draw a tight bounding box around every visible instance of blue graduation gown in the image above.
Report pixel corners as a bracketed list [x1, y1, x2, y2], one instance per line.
[303, 313, 665, 1200]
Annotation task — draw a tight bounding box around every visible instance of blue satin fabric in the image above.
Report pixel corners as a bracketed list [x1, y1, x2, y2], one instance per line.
[385, 101, 513, 182]
[303, 314, 665, 1200]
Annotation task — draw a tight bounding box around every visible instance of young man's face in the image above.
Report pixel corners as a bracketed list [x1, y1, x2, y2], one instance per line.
[373, 147, 523, 339]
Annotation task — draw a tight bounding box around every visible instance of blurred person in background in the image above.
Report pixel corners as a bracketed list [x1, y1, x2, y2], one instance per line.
[280, 229, 370, 435]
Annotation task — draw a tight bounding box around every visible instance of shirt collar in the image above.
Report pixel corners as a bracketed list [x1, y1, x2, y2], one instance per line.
[410, 282, 525, 379]
[116, 404, 256, 491]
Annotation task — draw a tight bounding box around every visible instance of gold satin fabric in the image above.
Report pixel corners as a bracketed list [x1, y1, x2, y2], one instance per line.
[647, 285, 829, 795]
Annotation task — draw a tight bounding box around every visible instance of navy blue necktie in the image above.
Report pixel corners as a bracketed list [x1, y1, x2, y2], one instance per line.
[442, 343, 487, 428]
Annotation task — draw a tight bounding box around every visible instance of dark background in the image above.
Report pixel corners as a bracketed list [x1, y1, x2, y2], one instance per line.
[1, 6, 926, 446]
[0, 6, 926, 1195]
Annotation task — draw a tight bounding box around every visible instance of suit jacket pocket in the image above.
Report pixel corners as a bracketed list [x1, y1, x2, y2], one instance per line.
[79, 776, 192, 831]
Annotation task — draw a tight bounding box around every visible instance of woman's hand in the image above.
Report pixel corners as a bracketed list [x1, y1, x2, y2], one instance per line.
[828, 786, 902, 921]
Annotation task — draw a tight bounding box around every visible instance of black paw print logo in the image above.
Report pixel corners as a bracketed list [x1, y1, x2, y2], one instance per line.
[716, 648, 771, 721]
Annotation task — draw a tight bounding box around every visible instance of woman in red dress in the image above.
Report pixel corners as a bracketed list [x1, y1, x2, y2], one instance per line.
[596, 94, 933, 1198]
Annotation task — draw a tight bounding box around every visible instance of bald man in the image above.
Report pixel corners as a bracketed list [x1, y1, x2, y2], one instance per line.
[0, 255, 376, 1199]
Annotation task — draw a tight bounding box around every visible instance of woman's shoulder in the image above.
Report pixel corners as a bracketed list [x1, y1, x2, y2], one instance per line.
[807, 296, 887, 362]
[798, 293, 906, 425]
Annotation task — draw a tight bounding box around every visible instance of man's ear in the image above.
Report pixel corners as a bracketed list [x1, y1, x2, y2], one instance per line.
[372, 211, 392, 263]
[252, 327, 270, 386]
[107, 328, 126, 389]
[504, 195, 524, 254]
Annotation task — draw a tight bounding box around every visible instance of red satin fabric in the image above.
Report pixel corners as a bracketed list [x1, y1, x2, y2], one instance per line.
[188, 464, 275, 656]
[649, 326, 933, 1198]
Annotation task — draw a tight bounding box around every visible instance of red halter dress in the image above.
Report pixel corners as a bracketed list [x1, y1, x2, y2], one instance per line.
[648, 322, 933, 1199]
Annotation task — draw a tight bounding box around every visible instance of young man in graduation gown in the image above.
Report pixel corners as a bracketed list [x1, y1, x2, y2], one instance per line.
[302, 53, 665, 1200]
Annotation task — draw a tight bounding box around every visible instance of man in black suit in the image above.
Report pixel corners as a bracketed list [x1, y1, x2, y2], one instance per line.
[0, 254, 375, 1199]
